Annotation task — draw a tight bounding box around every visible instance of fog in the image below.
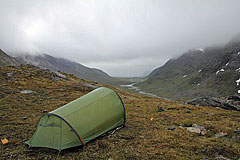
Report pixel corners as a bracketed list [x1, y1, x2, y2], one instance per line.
[1, 0, 240, 77]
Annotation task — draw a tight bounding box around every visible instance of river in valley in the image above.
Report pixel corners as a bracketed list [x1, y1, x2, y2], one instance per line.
[120, 83, 169, 100]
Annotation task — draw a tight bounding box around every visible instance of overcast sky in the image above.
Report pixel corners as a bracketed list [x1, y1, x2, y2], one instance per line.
[1, 0, 240, 77]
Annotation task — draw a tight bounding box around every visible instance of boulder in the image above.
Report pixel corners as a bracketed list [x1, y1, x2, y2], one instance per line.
[168, 126, 175, 130]
[157, 105, 164, 112]
[215, 132, 227, 138]
[188, 96, 240, 111]
[186, 124, 207, 135]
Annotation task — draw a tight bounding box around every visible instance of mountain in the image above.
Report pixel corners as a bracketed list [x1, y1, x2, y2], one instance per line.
[0, 49, 18, 66]
[137, 36, 240, 100]
[1, 65, 240, 159]
[15, 53, 122, 85]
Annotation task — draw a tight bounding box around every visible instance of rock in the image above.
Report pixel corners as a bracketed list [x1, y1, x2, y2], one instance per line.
[192, 124, 205, 131]
[7, 72, 13, 77]
[227, 95, 240, 101]
[42, 110, 48, 113]
[187, 127, 201, 134]
[186, 109, 191, 113]
[215, 132, 227, 138]
[168, 126, 175, 130]
[54, 71, 67, 79]
[188, 96, 240, 111]
[234, 128, 240, 134]
[215, 155, 231, 160]
[20, 90, 33, 94]
[187, 124, 207, 135]
[157, 105, 164, 112]
[178, 126, 184, 129]
[22, 117, 27, 120]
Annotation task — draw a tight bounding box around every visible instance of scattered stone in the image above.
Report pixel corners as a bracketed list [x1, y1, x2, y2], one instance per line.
[178, 126, 184, 129]
[7, 72, 13, 77]
[168, 126, 175, 130]
[54, 71, 67, 79]
[20, 90, 33, 94]
[187, 127, 201, 134]
[215, 155, 231, 160]
[22, 117, 27, 120]
[186, 109, 191, 113]
[157, 105, 164, 112]
[228, 95, 240, 101]
[186, 124, 207, 135]
[215, 132, 227, 138]
[42, 110, 48, 113]
[192, 124, 205, 131]
[188, 96, 240, 111]
[234, 128, 240, 134]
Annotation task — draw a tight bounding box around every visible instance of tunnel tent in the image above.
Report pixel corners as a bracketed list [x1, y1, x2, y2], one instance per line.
[26, 87, 126, 150]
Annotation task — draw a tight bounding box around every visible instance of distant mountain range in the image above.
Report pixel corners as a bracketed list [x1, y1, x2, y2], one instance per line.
[0, 50, 122, 85]
[137, 34, 240, 99]
[0, 49, 19, 66]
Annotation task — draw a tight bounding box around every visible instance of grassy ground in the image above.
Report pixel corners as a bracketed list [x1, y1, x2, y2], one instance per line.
[0, 65, 240, 159]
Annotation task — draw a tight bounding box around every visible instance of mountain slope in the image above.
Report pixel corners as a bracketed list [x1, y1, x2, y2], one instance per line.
[0, 49, 18, 66]
[15, 53, 121, 85]
[137, 36, 240, 99]
[1, 65, 240, 159]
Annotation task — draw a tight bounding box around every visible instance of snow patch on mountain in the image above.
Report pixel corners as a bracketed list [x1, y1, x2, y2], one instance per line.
[236, 78, 240, 86]
[216, 69, 225, 75]
[196, 48, 204, 52]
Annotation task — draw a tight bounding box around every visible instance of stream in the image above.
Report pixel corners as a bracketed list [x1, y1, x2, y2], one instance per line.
[120, 83, 169, 100]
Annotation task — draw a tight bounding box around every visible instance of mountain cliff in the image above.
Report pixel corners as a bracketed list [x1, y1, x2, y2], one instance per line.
[137, 35, 240, 99]
[0, 49, 18, 66]
[15, 53, 121, 85]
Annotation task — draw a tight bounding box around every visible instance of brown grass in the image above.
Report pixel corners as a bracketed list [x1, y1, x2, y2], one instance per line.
[0, 65, 240, 160]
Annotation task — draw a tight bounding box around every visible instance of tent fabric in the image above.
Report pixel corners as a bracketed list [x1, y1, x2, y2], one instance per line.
[26, 87, 126, 150]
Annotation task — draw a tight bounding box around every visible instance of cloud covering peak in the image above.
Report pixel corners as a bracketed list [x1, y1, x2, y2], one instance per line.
[1, 0, 240, 76]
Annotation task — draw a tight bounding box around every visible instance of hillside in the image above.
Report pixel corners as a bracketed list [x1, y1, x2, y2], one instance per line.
[137, 36, 240, 100]
[15, 53, 123, 85]
[0, 49, 18, 66]
[0, 65, 240, 159]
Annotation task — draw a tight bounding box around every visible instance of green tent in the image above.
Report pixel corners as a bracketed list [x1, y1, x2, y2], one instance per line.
[26, 87, 126, 150]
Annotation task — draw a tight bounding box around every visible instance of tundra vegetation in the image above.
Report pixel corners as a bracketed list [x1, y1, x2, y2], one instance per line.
[0, 65, 240, 159]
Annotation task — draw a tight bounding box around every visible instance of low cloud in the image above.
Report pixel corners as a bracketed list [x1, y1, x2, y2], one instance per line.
[1, 0, 240, 76]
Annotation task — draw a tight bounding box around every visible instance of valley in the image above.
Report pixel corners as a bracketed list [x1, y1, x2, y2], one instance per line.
[0, 65, 240, 159]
